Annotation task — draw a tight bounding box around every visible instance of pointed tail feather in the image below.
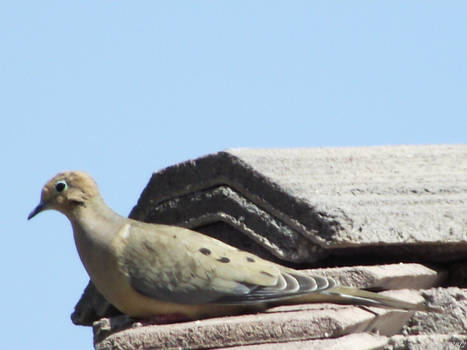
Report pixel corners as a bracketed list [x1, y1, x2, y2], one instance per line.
[284, 287, 441, 312]
[318, 287, 441, 312]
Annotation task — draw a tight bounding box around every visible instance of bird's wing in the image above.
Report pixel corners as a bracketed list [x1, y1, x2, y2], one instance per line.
[119, 222, 337, 305]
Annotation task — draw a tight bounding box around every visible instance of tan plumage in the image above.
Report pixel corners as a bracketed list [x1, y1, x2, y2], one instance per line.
[28, 171, 439, 320]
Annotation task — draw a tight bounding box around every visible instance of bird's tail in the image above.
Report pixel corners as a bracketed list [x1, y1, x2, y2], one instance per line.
[287, 287, 441, 312]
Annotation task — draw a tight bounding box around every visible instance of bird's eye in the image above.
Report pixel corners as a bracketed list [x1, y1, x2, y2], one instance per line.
[54, 180, 68, 193]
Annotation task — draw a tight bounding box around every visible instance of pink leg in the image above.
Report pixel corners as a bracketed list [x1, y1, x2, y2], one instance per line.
[139, 313, 190, 325]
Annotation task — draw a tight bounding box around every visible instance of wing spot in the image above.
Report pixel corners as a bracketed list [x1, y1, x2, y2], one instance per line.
[217, 257, 230, 263]
[261, 271, 274, 277]
[199, 248, 211, 255]
[246, 257, 255, 262]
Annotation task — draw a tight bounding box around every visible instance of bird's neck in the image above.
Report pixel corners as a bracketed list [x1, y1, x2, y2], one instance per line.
[69, 196, 125, 247]
[67, 196, 128, 292]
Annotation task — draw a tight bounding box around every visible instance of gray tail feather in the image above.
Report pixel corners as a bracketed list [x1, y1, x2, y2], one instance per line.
[322, 287, 441, 313]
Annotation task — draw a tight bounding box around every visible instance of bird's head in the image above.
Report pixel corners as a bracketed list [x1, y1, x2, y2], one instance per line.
[28, 171, 100, 220]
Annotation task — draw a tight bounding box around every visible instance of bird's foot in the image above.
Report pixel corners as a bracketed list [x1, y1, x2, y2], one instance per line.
[135, 313, 190, 325]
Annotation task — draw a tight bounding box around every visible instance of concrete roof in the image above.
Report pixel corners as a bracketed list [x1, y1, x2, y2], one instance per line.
[130, 144, 467, 263]
[69, 145, 467, 349]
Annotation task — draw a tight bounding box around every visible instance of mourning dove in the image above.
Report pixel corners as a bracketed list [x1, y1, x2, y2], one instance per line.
[28, 171, 438, 320]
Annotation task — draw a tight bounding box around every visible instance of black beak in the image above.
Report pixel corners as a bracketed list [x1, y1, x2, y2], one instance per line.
[28, 202, 46, 220]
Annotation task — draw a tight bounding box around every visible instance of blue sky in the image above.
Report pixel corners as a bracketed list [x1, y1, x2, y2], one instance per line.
[1, 2, 465, 349]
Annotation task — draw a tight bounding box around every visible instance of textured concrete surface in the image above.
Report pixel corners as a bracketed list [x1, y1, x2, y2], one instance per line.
[218, 333, 388, 350]
[93, 302, 413, 350]
[386, 335, 467, 350]
[90, 287, 466, 350]
[129, 145, 467, 264]
[401, 287, 467, 336]
[93, 286, 467, 350]
[308, 263, 444, 290]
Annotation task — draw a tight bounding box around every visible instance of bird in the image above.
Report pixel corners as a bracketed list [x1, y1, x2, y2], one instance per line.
[28, 171, 439, 321]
